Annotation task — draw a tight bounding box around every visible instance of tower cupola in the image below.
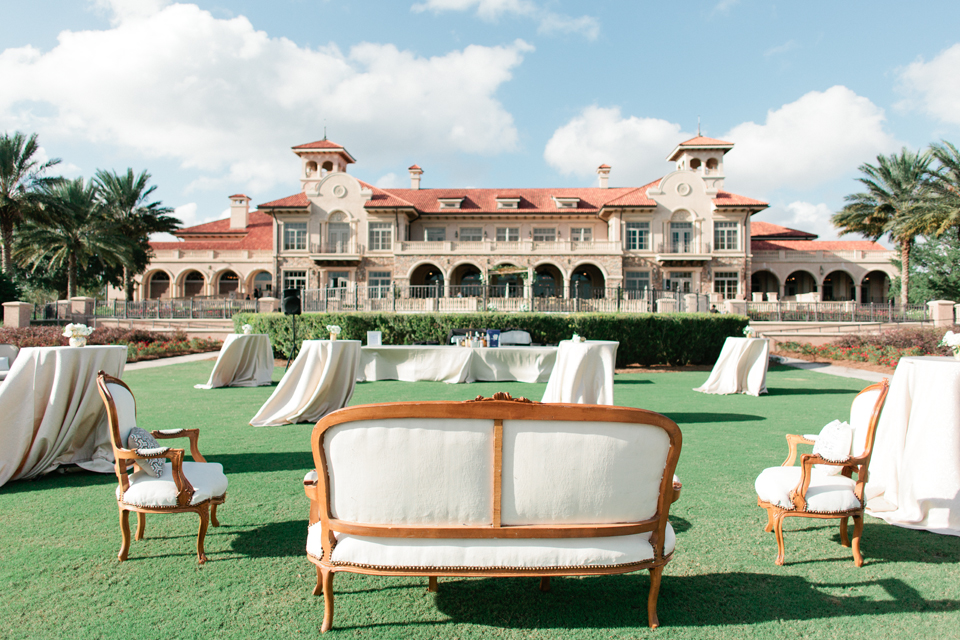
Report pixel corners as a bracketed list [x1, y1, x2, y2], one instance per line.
[292, 138, 356, 193]
[667, 136, 733, 191]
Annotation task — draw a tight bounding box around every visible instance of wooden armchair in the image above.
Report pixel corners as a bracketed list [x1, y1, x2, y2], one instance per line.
[96, 371, 228, 563]
[756, 379, 889, 566]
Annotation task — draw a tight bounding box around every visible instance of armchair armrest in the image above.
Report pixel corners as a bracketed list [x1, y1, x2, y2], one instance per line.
[151, 428, 206, 463]
[304, 470, 320, 525]
[782, 434, 816, 467]
[789, 453, 866, 510]
[116, 446, 196, 507]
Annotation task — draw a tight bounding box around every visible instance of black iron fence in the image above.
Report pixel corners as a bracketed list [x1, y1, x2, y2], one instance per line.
[744, 300, 930, 323]
[92, 298, 259, 320]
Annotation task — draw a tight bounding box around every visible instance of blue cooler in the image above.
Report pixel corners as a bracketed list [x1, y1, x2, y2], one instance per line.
[486, 329, 500, 348]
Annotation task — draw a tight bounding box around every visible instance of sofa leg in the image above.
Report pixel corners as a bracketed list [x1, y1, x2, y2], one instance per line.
[196, 504, 209, 564]
[313, 566, 323, 596]
[539, 577, 551, 592]
[118, 508, 131, 562]
[774, 513, 786, 566]
[427, 576, 438, 593]
[321, 568, 335, 633]
[851, 515, 864, 567]
[839, 516, 850, 547]
[764, 508, 775, 533]
[135, 512, 146, 540]
[647, 566, 663, 629]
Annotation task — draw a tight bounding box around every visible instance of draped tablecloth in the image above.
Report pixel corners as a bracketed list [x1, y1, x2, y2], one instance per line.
[693, 337, 769, 396]
[0, 345, 127, 486]
[194, 333, 274, 389]
[358, 345, 558, 384]
[250, 340, 361, 427]
[541, 340, 619, 405]
[866, 356, 960, 536]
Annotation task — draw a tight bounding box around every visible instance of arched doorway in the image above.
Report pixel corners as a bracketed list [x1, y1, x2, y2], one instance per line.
[218, 271, 240, 297]
[751, 270, 780, 299]
[823, 270, 855, 301]
[409, 263, 444, 298]
[571, 264, 606, 298]
[182, 270, 205, 298]
[251, 271, 273, 298]
[533, 265, 563, 297]
[784, 270, 817, 298]
[490, 264, 525, 298]
[147, 272, 170, 300]
[451, 263, 483, 297]
[861, 271, 890, 303]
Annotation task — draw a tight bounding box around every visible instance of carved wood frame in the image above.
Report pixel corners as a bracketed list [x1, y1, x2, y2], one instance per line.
[96, 371, 227, 564]
[304, 393, 682, 632]
[757, 378, 890, 567]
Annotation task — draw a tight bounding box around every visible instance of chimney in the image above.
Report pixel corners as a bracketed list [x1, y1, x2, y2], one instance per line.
[229, 194, 250, 229]
[597, 164, 611, 189]
[408, 164, 423, 190]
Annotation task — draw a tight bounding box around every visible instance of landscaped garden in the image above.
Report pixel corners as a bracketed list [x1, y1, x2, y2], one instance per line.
[0, 325, 221, 362]
[775, 326, 956, 371]
[1, 360, 957, 638]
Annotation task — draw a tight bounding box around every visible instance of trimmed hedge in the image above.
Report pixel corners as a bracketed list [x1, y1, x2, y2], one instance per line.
[234, 312, 749, 367]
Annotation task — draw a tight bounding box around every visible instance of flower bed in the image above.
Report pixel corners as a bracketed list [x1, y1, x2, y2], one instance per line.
[0, 325, 222, 362]
[776, 325, 956, 369]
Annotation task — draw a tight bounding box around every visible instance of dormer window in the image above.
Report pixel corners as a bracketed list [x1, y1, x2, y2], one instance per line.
[438, 198, 463, 210]
[496, 195, 521, 209]
[552, 196, 579, 210]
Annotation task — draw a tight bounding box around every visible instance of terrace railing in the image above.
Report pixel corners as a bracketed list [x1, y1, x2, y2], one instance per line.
[744, 300, 931, 324]
[94, 298, 258, 320]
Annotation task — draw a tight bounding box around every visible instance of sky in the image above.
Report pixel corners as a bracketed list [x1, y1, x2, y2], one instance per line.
[4, 0, 960, 245]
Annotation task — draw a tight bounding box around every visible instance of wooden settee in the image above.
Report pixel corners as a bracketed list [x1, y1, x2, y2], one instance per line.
[303, 393, 682, 631]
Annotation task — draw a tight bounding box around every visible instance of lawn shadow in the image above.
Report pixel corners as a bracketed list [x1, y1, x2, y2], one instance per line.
[230, 519, 306, 558]
[665, 413, 765, 424]
[765, 388, 858, 396]
[214, 451, 313, 474]
[669, 515, 692, 534]
[0, 467, 117, 494]
[783, 520, 960, 566]
[613, 379, 654, 385]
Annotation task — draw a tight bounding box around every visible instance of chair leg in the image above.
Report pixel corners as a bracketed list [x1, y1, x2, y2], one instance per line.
[312, 566, 323, 596]
[135, 512, 146, 540]
[196, 504, 210, 564]
[851, 515, 865, 567]
[774, 513, 787, 566]
[539, 576, 551, 592]
[118, 508, 131, 562]
[839, 516, 850, 547]
[211, 502, 220, 528]
[320, 567, 335, 633]
[764, 508, 776, 533]
[647, 566, 663, 629]
[427, 576, 438, 593]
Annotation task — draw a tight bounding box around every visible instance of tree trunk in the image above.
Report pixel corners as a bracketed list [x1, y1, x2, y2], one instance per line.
[900, 237, 911, 307]
[68, 251, 77, 299]
[1, 217, 13, 274]
[123, 264, 133, 301]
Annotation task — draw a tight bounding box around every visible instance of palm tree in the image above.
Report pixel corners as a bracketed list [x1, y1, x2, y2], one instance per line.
[832, 148, 935, 306]
[95, 168, 178, 300]
[14, 177, 130, 298]
[928, 141, 960, 239]
[0, 131, 61, 273]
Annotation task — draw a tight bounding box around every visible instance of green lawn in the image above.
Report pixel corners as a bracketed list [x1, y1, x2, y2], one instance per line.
[1, 362, 958, 639]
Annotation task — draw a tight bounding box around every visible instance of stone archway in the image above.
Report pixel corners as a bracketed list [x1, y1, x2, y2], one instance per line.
[861, 270, 890, 303]
[784, 270, 818, 298]
[490, 263, 525, 298]
[146, 271, 171, 300]
[217, 270, 240, 297]
[451, 263, 483, 297]
[409, 263, 444, 297]
[823, 270, 855, 301]
[181, 270, 206, 298]
[571, 264, 606, 299]
[751, 270, 780, 299]
[533, 264, 563, 297]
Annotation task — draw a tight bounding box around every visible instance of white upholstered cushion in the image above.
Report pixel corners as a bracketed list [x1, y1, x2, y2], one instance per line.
[106, 382, 138, 445]
[850, 388, 881, 457]
[308, 524, 676, 569]
[755, 466, 861, 512]
[118, 461, 228, 507]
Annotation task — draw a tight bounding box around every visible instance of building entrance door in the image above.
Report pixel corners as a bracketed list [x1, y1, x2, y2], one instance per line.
[328, 224, 350, 253]
[664, 272, 693, 293]
[670, 222, 692, 253]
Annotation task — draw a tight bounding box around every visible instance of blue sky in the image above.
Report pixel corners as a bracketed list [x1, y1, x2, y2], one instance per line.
[4, 0, 960, 244]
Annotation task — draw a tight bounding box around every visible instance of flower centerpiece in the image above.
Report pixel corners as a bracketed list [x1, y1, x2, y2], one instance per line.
[743, 326, 755, 338]
[571, 333, 586, 343]
[940, 330, 960, 360]
[327, 325, 342, 341]
[241, 324, 253, 335]
[63, 323, 94, 347]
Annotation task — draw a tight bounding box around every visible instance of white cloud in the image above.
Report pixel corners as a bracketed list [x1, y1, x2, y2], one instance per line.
[412, 0, 599, 40]
[375, 172, 404, 188]
[722, 86, 898, 195]
[897, 43, 960, 126]
[0, 3, 532, 194]
[764, 40, 798, 57]
[92, 0, 171, 25]
[711, 0, 739, 15]
[543, 106, 688, 185]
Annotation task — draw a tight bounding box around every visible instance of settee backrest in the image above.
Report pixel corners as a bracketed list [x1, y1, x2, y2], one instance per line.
[313, 398, 681, 533]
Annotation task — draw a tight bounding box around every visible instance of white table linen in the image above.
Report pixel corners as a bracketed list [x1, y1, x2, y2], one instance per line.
[694, 337, 769, 396]
[541, 340, 619, 405]
[0, 345, 127, 486]
[358, 345, 557, 384]
[194, 333, 274, 389]
[866, 356, 960, 535]
[250, 340, 361, 427]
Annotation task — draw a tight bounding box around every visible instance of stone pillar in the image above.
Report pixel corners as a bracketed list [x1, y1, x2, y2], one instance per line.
[751, 292, 763, 302]
[854, 284, 862, 304]
[724, 300, 747, 316]
[656, 298, 677, 313]
[684, 293, 698, 313]
[927, 300, 956, 327]
[3, 302, 33, 328]
[70, 296, 95, 318]
[258, 297, 280, 313]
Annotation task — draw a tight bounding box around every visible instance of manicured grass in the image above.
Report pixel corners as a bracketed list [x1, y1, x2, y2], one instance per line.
[1, 362, 958, 639]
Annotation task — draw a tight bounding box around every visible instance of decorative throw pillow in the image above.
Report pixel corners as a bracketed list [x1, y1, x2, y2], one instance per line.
[812, 420, 853, 476]
[127, 427, 165, 478]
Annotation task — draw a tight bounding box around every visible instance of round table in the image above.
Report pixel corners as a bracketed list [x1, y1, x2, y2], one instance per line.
[541, 340, 619, 405]
[195, 333, 274, 389]
[693, 337, 769, 396]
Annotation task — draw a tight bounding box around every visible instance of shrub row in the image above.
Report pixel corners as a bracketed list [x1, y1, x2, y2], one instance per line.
[776, 325, 958, 369]
[0, 325, 222, 362]
[233, 312, 749, 367]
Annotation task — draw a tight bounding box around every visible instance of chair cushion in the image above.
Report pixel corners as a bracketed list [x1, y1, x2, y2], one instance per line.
[127, 427, 165, 477]
[308, 523, 675, 569]
[811, 420, 852, 476]
[755, 466, 861, 513]
[118, 461, 228, 507]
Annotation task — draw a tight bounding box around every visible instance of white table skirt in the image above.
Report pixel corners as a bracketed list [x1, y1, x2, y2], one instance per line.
[541, 340, 619, 405]
[195, 333, 274, 389]
[250, 340, 361, 427]
[866, 356, 960, 536]
[0, 345, 127, 486]
[694, 337, 769, 396]
[358, 345, 558, 384]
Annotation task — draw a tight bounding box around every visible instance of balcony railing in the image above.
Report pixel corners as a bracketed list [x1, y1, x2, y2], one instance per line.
[309, 241, 365, 255]
[656, 241, 712, 255]
[395, 240, 622, 255]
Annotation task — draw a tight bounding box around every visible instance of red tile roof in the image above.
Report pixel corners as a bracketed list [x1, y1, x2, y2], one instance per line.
[259, 192, 311, 208]
[150, 210, 274, 251]
[228, 193, 250, 199]
[408, 164, 422, 171]
[678, 136, 733, 147]
[293, 139, 347, 150]
[712, 191, 768, 207]
[751, 221, 818, 240]
[752, 239, 888, 252]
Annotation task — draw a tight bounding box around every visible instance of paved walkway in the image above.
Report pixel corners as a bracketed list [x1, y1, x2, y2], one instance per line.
[777, 355, 888, 383]
[125, 351, 218, 371]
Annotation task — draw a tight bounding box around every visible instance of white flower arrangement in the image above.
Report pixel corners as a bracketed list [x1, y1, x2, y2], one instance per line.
[62, 323, 94, 338]
[940, 331, 960, 359]
[486, 303, 498, 312]
[571, 333, 586, 343]
[743, 326, 755, 337]
[519, 302, 530, 312]
[241, 324, 253, 335]
[326, 325, 342, 335]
